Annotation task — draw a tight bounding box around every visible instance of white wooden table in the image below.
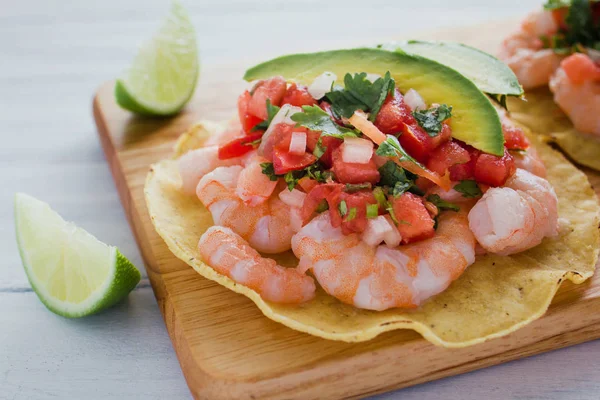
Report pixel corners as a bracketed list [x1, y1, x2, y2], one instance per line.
[3, 0, 600, 398]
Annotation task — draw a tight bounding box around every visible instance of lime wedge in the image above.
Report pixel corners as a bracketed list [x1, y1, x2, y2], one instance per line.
[115, 1, 199, 116]
[14, 193, 141, 318]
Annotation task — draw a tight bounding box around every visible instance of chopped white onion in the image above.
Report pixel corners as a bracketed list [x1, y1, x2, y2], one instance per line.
[308, 72, 337, 100]
[341, 137, 374, 164]
[288, 131, 307, 155]
[279, 188, 307, 209]
[258, 104, 302, 155]
[362, 216, 393, 247]
[404, 88, 426, 111]
[383, 215, 402, 248]
[365, 73, 382, 82]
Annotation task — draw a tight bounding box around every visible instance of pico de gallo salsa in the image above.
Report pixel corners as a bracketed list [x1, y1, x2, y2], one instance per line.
[216, 72, 529, 243]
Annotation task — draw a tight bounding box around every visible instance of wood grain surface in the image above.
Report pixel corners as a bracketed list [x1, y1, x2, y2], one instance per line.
[92, 24, 600, 399]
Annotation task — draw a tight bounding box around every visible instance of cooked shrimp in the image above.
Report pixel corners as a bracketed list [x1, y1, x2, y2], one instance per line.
[196, 165, 296, 253]
[178, 146, 242, 195]
[511, 146, 546, 177]
[468, 168, 558, 256]
[235, 155, 278, 206]
[499, 11, 562, 90]
[204, 119, 245, 147]
[291, 212, 476, 310]
[549, 54, 600, 137]
[198, 226, 316, 303]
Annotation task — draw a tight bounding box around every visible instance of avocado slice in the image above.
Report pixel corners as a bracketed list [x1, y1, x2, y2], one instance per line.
[380, 41, 523, 97]
[244, 48, 504, 156]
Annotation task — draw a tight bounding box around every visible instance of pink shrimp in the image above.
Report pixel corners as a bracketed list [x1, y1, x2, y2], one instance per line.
[178, 146, 242, 195]
[198, 226, 315, 303]
[511, 146, 547, 178]
[235, 155, 278, 206]
[196, 165, 296, 253]
[291, 211, 476, 310]
[549, 54, 600, 137]
[499, 11, 563, 90]
[468, 168, 558, 256]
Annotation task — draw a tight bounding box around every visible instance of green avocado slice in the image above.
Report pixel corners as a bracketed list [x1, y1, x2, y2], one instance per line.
[380, 40, 524, 97]
[243, 48, 504, 156]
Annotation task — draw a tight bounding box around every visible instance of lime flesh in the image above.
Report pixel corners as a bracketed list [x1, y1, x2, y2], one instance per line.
[14, 193, 141, 318]
[115, 1, 199, 116]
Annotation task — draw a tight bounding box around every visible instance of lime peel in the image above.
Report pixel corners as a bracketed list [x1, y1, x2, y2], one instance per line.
[14, 193, 141, 318]
[115, 1, 199, 116]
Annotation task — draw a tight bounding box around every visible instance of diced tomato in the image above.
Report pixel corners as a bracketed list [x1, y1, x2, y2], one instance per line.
[327, 190, 378, 235]
[426, 141, 470, 176]
[503, 123, 530, 150]
[305, 129, 320, 153]
[218, 132, 264, 160]
[331, 146, 380, 184]
[238, 91, 263, 133]
[248, 76, 287, 120]
[318, 136, 344, 167]
[399, 122, 452, 163]
[448, 143, 479, 181]
[320, 101, 344, 125]
[374, 90, 413, 134]
[561, 53, 600, 85]
[375, 90, 452, 162]
[473, 148, 516, 187]
[390, 192, 435, 244]
[272, 125, 317, 174]
[298, 177, 318, 193]
[282, 83, 317, 107]
[301, 183, 343, 223]
[552, 8, 569, 31]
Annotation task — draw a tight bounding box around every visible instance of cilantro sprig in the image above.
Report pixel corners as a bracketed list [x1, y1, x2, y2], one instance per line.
[454, 180, 483, 198]
[412, 104, 453, 137]
[324, 72, 395, 121]
[259, 162, 333, 191]
[291, 105, 357, 138]
[376, 135, 421, 165]
[542, 0, 600, 52]
[426, 194, 460, 212]
[378, 161, 423, 197]
[252, 99, 280, 131]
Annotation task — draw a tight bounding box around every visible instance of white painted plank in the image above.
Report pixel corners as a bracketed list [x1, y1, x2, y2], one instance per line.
[0, 288, 189, 400]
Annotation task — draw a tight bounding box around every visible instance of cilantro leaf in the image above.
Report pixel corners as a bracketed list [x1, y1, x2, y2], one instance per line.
[260, 162, 279, 181]
[378, 161, 423, 197]
[564, 0, 598, 46]
[543, 0, 572, 9]
[260, 162, 332, 191]
[392, 181, 412, 197]
[454, 180, 482, 198]
[426, 194, 460, 212]
[284, 171, 300, 191]
[376, 135, 420, 165]
[291, 105, 357, 138]
[324, 72, 395, 121]
[378, 161, 410, 187]
[252, 99, 280, 131]
[412, 104, 453, 137]
[313, 138, 327, 158]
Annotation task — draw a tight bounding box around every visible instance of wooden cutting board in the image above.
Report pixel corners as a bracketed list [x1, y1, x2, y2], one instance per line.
[93, 21, 600, 400]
